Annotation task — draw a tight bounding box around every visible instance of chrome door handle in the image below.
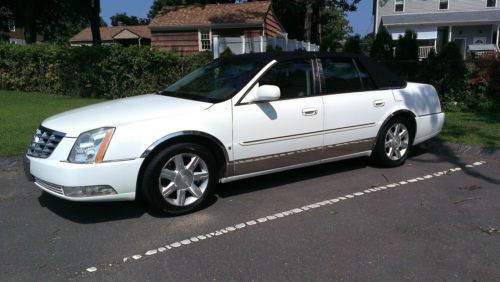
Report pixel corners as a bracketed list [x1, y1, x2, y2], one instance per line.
[302, 108, 318, 116]
[373, 100, 385, 107]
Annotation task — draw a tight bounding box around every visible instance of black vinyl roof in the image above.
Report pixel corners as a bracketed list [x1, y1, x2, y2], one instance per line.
[220, 52, 407, 90]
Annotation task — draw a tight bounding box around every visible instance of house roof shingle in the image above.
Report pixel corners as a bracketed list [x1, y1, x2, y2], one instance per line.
[150, 1, 272, 28]
[69, 25, 151, 43]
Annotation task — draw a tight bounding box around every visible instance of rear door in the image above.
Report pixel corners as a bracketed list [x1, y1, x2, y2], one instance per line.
[319, 57, 395, 157]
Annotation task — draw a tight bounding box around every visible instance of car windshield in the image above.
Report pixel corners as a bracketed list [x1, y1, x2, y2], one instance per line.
[160, 57, 269, 103]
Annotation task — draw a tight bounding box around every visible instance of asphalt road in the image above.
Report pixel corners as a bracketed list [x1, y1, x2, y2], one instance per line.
[1, 143, 499, 281]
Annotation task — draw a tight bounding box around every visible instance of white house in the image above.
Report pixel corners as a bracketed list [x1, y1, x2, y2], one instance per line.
[373, 0, 500, 58]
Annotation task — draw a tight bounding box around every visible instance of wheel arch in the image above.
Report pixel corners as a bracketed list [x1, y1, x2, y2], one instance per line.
[373, 109, 417, 149]
[136, 131, 230, 199]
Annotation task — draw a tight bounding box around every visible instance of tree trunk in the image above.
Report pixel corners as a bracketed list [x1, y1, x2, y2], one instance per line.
[303, 0, 313, 42]
[87, 0, 101, 46]
[23, 0, 36, 44]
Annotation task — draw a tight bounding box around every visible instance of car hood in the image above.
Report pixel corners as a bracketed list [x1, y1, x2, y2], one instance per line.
[42, 94, 211, 137]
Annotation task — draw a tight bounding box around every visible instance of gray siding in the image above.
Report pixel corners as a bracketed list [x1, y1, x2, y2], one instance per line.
[375, 0, 500, 31]
[379, 0, 499, 16]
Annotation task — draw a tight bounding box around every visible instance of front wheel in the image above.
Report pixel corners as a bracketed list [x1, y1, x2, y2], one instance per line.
[372, 117, 413, 167]
[141, 143, 218, 215]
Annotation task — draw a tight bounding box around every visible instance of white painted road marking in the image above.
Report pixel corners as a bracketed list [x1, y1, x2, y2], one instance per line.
[85, 160, 487, 273]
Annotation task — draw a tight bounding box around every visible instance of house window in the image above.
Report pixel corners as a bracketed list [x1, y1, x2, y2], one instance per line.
[7, 19, 15, 32]
[199, 30, 211, 51]
[439, 0, 449, 10]
[487, 0, 496, 7]
[395, 0, 404, 12]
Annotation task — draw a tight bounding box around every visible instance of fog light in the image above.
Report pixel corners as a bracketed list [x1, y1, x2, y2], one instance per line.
[62, 185, 117, 197]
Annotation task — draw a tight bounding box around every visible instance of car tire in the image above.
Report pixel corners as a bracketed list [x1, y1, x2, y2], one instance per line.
[372, 117, 413, 167]
[141, 143, 218, 215]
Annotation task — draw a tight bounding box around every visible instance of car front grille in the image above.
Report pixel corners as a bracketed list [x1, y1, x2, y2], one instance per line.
[27, 127, 65, 159]
[35, 178, 64, 195]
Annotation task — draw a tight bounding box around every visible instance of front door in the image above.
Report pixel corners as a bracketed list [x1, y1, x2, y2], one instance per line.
[453, 38, 467, 58]
[232, 59, 324, 176]
[319, 58, 395, 157]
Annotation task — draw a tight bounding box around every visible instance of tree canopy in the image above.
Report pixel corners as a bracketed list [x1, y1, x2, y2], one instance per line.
[110, 12, 150, 26]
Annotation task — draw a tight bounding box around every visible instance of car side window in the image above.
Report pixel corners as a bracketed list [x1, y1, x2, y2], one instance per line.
[355, 60, 376, 91]
[321, 58, 375, 94]
[321, 59, 362, 94]
[259, 60, 314, 100]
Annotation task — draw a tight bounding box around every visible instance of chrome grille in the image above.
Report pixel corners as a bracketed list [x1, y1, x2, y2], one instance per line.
[35, 178, 64, 195]
[27, 127, 65, 159]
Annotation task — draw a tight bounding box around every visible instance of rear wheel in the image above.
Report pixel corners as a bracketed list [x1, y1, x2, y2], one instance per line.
[141, 143, 217, 215]
[373, 117, 413, 167]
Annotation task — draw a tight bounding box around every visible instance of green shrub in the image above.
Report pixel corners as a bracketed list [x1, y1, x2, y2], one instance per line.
[378, 41, 499, 112]
[343, 35, 362, 54]
[266, 44, 275, 52]
[0, 43, 212, 99]
[219, 47, 234, 58]
[370, 27, 394, 60]
[395, 30, 419, 61]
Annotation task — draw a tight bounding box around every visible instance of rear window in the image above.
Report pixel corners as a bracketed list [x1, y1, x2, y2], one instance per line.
[321, 58, 375, 94]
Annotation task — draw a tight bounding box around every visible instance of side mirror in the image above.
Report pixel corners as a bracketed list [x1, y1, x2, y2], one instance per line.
[254, 85, 281, 102]
[241, 84, 281, 104]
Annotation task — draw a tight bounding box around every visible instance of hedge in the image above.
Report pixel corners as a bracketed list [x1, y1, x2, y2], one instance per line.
[381, 54, 500, 112]
[0, 43, 212, 99]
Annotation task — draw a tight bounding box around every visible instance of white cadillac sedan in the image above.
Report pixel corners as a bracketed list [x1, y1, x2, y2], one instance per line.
[24, 52, 444, 214]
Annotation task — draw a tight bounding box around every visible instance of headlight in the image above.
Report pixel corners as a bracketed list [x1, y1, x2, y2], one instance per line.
[68, 128, 115, 164]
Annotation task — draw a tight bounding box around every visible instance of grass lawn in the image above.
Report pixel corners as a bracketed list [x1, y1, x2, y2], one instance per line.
[437, 112, 500, 149]
[0, 91, 104, 157]
[0, 91, 499, 157]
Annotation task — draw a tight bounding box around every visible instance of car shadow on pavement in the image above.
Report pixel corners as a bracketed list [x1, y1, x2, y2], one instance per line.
[217, 157, 371, 198]
[37, 191, 219, 223]
[411, 141, 500, 185]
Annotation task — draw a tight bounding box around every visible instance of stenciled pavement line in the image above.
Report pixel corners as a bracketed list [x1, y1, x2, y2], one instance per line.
[84, 160, 487, 274]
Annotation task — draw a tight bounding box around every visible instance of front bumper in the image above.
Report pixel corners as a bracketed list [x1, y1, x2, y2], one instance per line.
[25, 155, 143, 202]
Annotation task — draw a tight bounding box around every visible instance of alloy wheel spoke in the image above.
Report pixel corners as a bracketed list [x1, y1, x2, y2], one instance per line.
[395, 148, 402, 159]
[160, 168, 177, 181]
[387, 130, 395, 139]
[399, 129, 408, 139]
[387, 147, 393, 157]
[385, 139, 392, 148]
[400, 142, 408, 149]
[176, 189, 186, 206]
[394, 124, 401, 135]
[174, 155, 185, 170]
[162, 182, 177, 198]
[186, 156, 201, 172]
[189, 183, 203, 198]
[194, 171, 209, 181]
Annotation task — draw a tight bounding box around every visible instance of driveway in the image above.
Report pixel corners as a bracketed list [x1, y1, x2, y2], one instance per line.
[0, 142, 499, 281]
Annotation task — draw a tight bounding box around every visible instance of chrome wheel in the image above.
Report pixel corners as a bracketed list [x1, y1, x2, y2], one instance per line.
[158, 153, 209, 207]
[384, 123, 409, 161]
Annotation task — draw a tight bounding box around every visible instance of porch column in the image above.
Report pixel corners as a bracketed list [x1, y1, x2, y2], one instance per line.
[448, 26, 453, 42]
[497, 23, 500, 48]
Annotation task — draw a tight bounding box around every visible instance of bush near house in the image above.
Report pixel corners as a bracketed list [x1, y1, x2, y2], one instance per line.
[0, 43, 212, 99]
[381, 42, 499, 112]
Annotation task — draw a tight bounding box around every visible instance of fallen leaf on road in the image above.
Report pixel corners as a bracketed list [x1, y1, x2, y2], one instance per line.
[453, 197, 482, 204]
[459, 185, 482, 191]
[480, 227, 499, 236]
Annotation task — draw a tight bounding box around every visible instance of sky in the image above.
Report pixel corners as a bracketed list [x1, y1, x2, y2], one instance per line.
[100, 0, 373, 36]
